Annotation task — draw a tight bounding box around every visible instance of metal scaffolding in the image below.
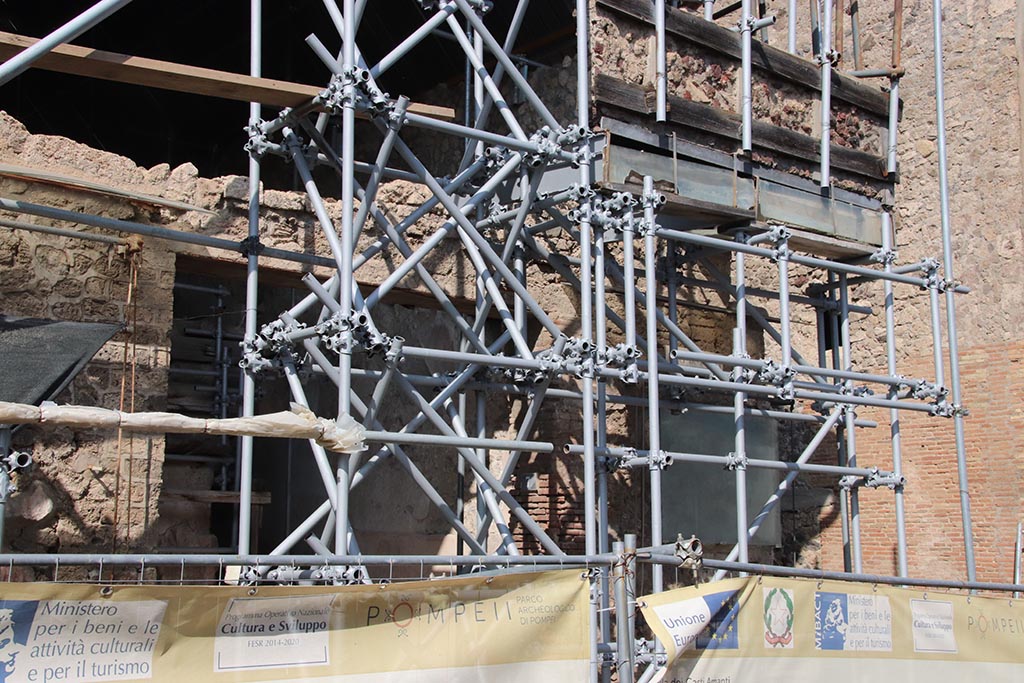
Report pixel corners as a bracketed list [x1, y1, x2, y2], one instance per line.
[0, 0, 997, 679]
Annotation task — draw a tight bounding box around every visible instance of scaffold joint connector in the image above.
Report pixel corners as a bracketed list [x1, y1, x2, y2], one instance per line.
[724, 451, 748, 470]
[864, 468, 906, 490]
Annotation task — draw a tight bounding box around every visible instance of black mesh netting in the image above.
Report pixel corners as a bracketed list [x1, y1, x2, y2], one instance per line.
[0, 316, 121, 405]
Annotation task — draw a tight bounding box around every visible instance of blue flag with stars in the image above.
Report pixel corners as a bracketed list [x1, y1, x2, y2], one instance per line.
[695, 590, 740, 650]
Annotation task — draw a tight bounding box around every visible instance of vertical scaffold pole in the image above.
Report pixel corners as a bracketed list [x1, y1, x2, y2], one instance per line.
[576, 3, 599, 679]
[595, 193, 612, 683]
[613, 541, 634, 683]
[332, 0, 359, 555]
[881, 213, 908, 577]
[839, 273, 863, 572]
[733, 232, 749, 569]
[655, 0, 667, 122]
[887, 0, 903, 175]
[740, 0, 753, 151]
[788, 0, 797, 52]
[237, 0, 261, 557]
[643, 176, 664, 597]
[819, 0, 833, 188]
[931, 0, 976, 581]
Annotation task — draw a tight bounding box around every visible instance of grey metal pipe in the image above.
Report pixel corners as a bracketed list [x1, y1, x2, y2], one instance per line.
[567, 444, 877, 478]
[0, 217, 125, 245]
[442, 400, 518, 556]
[827, 274, 852, 573]
[931, 0, 976, 582]
[819, 0, 833, 188]
[641, 555, 1024, 593]
[455, 0, 534, 173]
[788, 0, 797, 52]
[309, 342, 491, 556]
[280, 354, 339, 506]
[446, 15, 528, 141]
[740, 0, 754, 151]
[887, 78, 900, 175]
[0, 0, 134, 87]
[733, 232, 749, 570]
[1014, 522, 1022, 599]
[370, 3, 457, 78]
[0, 197, 335, 268]
[237, 0, 262, 557]
[390, 373, 565, 555]
[839, 273, 864, 572]
[643, 177, 664, 599]
[713, 407, 844, 580]
[454, 0, 562, 133]
[882, 214, 908, 577]
[363, 155, 520, 309]
[659, 227, 955, 289]
[777, 237, 793, 369]
[613, 541, 634, 683]
[0, 553, 617, 568]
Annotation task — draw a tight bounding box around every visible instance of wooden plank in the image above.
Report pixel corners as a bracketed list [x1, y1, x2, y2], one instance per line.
[594, 74, 886, 180]
[0, 31, 455, 121]
[164, 489, 272, 505]
[596, 0, 890, 116]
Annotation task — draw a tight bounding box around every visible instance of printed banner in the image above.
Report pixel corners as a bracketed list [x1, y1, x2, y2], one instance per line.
[0, 570, 590, 682]
[640, 575, 1024, 682]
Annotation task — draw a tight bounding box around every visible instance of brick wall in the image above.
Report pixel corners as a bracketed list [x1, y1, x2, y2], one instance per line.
[812, 341, 1024, 583]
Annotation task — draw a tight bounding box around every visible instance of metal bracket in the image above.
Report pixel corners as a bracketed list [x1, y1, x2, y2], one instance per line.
[239, 235, 265, 257]
[648, 450, 672, 470]
[674, 534, 704, 571]
[724, 451, 748, 470]
[838, 475, 860, 490]
[244, 122, 272, 159]
[864, 468, 906, 490]
[869, 247, 897, 266]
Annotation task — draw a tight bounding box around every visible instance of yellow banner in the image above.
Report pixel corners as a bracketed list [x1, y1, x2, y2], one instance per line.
[641, 575, 1024, 682]
[0, 570, 590, 682]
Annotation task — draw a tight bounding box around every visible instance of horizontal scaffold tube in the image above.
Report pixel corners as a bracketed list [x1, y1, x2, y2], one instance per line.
[641, 554, 1024, 594]
[0, 553, 617, 567]
[340, 367, 879, 427]
[0, 197, 336, 268]
[564, 445, 877, 478]
[363, 429, 553, 453]
[656, 227, 970, 292]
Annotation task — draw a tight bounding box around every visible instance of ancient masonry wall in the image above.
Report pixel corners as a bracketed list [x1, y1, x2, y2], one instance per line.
[815, 0, 1024, 582]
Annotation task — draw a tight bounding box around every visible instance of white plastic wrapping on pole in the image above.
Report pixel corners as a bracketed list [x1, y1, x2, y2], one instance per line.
[0, 0, 134, 87]
[0, 401, 365, 453]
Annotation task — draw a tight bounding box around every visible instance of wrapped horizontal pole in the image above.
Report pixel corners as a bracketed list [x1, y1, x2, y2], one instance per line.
[0, 401, 364, 453]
